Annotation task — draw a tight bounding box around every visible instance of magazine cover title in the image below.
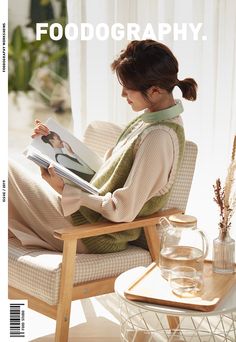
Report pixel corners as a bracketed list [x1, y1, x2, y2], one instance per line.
[36, 22, 207, 41]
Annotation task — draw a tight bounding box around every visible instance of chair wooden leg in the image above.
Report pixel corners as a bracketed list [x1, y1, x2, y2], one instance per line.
[55, 239, 77, 342]
[144, 223, 180, 335]
[143, 225, 160, 262]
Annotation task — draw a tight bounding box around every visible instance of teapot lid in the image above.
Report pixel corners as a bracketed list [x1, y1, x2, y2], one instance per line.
[169, 214, 197, 227]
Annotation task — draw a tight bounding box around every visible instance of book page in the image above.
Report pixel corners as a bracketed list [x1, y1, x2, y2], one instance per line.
[26, 147, 99, 195]
[28, 118, 103, 178]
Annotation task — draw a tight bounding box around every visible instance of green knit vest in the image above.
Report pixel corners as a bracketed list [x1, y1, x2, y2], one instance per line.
[71, 115, 185, 253]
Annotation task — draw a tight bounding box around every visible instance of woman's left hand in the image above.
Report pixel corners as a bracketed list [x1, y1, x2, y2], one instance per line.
[40, 164, 64, 194]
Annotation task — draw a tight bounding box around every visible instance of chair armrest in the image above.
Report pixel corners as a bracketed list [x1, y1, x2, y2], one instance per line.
[53, 208, 182, 241]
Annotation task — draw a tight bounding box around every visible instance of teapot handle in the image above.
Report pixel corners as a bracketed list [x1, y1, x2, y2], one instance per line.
[199, 230, 209, 258]
[160, 217, 171, 230]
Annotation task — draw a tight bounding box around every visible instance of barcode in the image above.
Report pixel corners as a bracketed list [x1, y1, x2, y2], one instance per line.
[9, 300, 27, 341]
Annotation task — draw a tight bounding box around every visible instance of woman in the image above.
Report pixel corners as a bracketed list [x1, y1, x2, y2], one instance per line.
[9, 39, 197, 253]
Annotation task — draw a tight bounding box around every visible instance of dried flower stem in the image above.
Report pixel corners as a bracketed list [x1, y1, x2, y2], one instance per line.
[231, 135, 236, 162]
[213, 135, 236, 240]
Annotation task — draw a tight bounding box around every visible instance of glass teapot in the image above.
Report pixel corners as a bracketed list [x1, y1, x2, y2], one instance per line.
[159, 214, 208, 279]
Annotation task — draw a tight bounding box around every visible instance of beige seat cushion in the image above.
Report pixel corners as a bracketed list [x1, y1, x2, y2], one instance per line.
[8, 238, 152, 305]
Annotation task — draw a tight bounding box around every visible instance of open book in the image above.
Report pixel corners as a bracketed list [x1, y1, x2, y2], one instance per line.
[25, 118, 103, 195]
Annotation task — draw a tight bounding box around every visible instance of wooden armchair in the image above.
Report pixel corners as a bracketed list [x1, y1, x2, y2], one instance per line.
[9, 121, 198, 341]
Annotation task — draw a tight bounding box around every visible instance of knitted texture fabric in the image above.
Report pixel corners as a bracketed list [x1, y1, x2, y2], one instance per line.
[132, 121, 185, 250]
[71, 115, 185, 253]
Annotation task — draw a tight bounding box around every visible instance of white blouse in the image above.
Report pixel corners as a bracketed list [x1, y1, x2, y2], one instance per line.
[61, 116, 183, 222]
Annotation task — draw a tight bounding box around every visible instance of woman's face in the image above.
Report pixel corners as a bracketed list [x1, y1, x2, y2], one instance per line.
[121, 87, 149, 112]
[49, 134, 63, 148]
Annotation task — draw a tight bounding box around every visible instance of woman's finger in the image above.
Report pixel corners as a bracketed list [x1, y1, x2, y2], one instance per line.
[35, 125, 49, 135]
[31, 119, 50, 138]
[31, 128, 48, 138]
[40, 165, 64, 193]
[48, 163, 56, 177]
[40, 167, 48, 179]
[34, 119, 49, 130]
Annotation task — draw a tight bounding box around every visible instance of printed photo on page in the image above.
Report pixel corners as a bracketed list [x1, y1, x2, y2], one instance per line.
[27, 117, 102, 181]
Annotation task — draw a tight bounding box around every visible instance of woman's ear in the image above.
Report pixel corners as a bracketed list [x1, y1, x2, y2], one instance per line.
[149, 86, 162, 94]
[147, 86, 162, 99]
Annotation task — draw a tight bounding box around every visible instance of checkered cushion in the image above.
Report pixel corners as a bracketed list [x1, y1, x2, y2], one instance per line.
[82, 121, 124, 157]
[163, 141, 198, 212]
[8, 238, 152, 305]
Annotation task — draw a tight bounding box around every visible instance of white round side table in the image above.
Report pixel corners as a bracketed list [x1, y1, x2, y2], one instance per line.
[115, 267, 236, 342]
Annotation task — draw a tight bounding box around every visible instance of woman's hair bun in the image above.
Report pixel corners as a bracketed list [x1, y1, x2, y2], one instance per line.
[177, 78, 198, 101]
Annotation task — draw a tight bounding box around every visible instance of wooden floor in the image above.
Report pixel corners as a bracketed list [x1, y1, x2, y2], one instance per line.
[29, 293, 121, 341]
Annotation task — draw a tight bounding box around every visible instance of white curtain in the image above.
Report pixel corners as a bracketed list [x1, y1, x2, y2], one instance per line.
[67, 0, 236, 244]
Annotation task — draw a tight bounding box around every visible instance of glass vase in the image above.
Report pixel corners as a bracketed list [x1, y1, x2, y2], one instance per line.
[212, 230, 235, 274]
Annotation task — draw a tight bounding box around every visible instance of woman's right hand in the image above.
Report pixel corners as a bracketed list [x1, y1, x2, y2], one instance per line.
[31, 119, 50, 138]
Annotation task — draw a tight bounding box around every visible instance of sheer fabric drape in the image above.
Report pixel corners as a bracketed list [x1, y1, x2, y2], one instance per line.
[67, 0, 236, 240]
